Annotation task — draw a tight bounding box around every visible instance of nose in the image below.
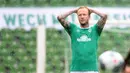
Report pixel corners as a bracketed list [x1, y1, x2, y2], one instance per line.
[80, 15, 84, 19]
[81, 15, 84, 17]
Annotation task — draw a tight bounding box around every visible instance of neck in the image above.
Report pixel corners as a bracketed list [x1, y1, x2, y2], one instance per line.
[80, 24, 89, 28]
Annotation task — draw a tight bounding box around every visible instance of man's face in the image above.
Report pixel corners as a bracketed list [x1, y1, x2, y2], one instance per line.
[77, 8, 90, 25]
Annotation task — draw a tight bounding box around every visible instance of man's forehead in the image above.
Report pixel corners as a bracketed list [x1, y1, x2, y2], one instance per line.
[77, 8, 89, 13]
[79, 7, 88, 10]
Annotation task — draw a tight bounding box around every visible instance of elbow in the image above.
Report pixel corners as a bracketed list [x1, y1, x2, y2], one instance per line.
[57, 15, 60, 21]
[57, 15, 63, 21]
[103, 14, 107, 20]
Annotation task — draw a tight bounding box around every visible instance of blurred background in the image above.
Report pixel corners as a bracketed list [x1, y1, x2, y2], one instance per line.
[0, 0, 130, 73]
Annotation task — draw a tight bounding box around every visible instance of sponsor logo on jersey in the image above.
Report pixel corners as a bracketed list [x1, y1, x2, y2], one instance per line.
[77, 35, 91, 42]
[88, 28, 92, 33]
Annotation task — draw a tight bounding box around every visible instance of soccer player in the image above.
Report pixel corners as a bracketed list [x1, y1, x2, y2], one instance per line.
[57, 6, 107, 73]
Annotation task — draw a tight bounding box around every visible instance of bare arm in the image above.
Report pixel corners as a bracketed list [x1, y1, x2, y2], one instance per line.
[89, 8, 107, 28]
[57, 9, 77, 28]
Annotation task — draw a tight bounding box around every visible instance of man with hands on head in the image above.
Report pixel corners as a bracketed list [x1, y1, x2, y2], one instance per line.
[57, 6, 107, 73]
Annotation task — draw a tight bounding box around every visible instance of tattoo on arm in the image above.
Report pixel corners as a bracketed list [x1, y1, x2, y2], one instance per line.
[57, 17, 69, 28]
[97, 15, 107, 28]
[57, 9, 77, 28]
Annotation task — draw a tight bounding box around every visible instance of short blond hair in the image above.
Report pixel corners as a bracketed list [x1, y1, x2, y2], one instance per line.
[77, 6, 91, 15]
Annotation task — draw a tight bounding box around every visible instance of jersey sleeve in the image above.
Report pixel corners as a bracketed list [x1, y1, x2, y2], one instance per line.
[64, 22, 76, 35]
[93, 24, 103, 36]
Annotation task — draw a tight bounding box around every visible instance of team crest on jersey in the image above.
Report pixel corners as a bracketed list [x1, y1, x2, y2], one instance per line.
[88, 28, 92, 33]
[77, 35, 91, 42]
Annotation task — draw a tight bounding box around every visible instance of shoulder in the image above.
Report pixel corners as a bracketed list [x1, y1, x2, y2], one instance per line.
[91, 24, 103, 29]
[67, 22, 78, 29]
[90, 24, 97, 29]
[69, 22, 77, 27]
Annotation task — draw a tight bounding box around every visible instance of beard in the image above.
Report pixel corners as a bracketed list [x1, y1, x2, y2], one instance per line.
[79, 21, 89, 28]
[80, 21, 89, 25]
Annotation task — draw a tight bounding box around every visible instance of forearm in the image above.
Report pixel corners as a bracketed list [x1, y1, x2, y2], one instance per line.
[90, 9, 107, 18]
[57, 9, 77, 27]
[89, 8, 107, 28]
[57, 9, 77, 19]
